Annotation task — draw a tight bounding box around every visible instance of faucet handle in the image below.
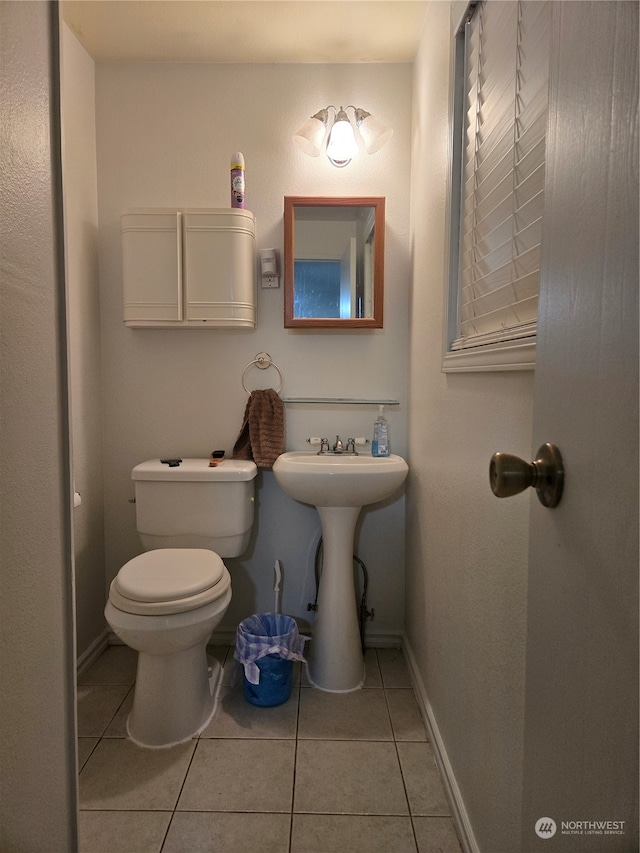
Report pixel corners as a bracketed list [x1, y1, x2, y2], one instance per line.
[307, 437, 323, 446]
[347, 437, 368, 454]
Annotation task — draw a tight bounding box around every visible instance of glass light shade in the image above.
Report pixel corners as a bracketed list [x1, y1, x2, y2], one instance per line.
[293, 110, 328, 157]
[358, 113, 394, 154]
[326, 111, 359, 166]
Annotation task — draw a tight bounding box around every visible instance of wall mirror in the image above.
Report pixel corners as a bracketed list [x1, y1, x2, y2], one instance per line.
[284, 196, 385, 328]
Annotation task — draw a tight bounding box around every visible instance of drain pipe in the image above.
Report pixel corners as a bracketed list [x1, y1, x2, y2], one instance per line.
[307, 537, 372, 652]
[353, 554, 369, 654]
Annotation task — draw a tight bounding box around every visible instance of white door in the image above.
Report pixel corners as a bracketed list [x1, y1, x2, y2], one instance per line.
[520, 3, 638, 850]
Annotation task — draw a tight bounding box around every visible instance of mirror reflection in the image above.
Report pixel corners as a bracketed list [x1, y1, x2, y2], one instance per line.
[293, 206, 375, 319]
[284, 197, 385, 328]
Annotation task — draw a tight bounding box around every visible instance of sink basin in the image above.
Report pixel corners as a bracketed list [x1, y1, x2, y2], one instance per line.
[272, 451, 408, 508]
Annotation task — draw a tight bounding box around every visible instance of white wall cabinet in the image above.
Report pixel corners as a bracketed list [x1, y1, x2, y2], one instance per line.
[122, 208, 256, 328]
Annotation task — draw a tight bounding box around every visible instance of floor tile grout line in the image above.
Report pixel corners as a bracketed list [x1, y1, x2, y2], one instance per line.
[172, 737, 200, 811]
[80, 806, 449, 816]
[383, 680, 421, 853]
[288, 670, 303, 853]
[159, 647, 232, 850]
[158, 810, 175, 852]
[103, 684, 132, 737]
[78, 807, 428, 816]
[78, 678, 135, 788]
[157, 678, 214, 849]
[77, 683, 132, 741]
[76, 736, 102, 780]
[288, 810, 415, 816]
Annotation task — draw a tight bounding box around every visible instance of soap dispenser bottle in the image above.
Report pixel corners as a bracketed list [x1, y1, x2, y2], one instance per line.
[372, 406, 390, 457]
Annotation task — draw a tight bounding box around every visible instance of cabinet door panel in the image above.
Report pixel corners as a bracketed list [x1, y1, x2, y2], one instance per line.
[122, 211, 182, 324]
[183, 211, 256, 328]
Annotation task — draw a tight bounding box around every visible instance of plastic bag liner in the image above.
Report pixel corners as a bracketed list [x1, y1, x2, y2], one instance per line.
[234, 613, 308, 707]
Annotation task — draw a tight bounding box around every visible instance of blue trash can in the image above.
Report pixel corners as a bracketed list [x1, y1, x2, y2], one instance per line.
[243, 653, 293, 707]
[235, 613, 308, 707]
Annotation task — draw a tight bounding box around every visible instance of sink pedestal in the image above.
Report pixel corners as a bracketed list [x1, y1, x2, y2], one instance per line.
[272, 451, 408, 693]
[307, 506, 365, 691]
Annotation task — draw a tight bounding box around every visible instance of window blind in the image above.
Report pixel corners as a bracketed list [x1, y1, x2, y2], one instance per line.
[454, 0, 551, 351]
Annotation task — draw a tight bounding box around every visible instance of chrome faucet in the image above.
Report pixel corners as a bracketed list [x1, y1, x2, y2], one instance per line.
[307, 435, 362, 455]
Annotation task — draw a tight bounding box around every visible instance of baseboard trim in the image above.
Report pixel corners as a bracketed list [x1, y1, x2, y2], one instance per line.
[402, 634, 480, 853]
[364, 630, 403, 649]
[76, 629, 110, 678]
[210, 627, 403, 649]
[98, 627, 404, 656]
[209, 629, 237, 647]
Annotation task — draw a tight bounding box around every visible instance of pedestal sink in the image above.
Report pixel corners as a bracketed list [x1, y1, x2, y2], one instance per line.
[272, 451, 408, 691]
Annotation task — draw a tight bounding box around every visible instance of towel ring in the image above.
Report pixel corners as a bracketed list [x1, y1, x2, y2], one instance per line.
[241, 352, 284, 394]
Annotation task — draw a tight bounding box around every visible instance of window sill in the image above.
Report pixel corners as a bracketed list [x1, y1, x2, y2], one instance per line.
[442, 336, 536, 372]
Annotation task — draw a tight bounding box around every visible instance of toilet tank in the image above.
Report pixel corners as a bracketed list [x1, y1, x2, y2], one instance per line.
[132, 458, 257, 557]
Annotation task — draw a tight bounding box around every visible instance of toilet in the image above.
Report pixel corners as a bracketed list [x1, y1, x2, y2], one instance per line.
[104, 458, 257, 748]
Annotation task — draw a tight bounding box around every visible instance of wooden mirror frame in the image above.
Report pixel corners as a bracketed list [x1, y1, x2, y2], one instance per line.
[284, 196, 385, 329]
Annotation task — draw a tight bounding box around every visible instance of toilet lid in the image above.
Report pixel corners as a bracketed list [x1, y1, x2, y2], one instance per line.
[115, 549, 225, 603]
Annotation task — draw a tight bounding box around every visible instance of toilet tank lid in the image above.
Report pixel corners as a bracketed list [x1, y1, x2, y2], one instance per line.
[132, 458, 257, 482]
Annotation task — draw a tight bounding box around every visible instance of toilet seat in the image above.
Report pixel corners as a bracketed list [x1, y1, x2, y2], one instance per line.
[110, 548, 231, 616]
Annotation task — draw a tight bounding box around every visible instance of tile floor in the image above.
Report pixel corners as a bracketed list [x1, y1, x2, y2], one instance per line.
[77, 645, 463, 853]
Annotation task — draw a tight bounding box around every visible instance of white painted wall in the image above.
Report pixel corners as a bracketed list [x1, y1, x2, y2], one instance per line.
[60, 26, 106, 659]
[0, 3, 77, 849]
[95, 62, 411, 641]
[406, 3, 534, 850]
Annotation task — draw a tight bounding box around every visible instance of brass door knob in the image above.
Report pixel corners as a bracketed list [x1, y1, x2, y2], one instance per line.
[490, 443, 564, 508]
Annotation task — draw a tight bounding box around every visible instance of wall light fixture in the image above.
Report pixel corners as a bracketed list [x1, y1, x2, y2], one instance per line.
[293, 105, 393, 168]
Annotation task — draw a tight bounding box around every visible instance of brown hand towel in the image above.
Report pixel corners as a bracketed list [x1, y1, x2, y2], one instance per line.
[232, 388, 285, 468]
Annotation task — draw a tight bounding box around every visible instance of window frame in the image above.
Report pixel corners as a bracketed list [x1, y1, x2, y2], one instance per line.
[441, 0, 538, 373]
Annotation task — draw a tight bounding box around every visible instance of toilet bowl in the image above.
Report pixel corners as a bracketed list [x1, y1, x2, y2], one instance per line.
[105, 548, 232, 748]
[104, 458, 257, 748]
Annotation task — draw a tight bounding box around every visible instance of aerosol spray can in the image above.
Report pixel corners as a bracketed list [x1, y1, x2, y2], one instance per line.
[230, 152, 245, 208]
